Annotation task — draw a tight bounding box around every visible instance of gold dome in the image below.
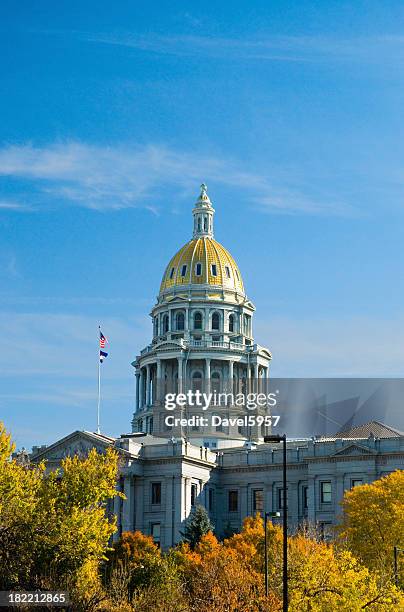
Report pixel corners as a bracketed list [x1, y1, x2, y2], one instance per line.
[160, 236, 245, 295]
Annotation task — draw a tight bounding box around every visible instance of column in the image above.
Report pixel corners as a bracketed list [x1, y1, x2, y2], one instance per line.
[254, 363, 259, 393]
[146, 364, 151, 406]
[177, 355, 183, 394]
[139, 368, 144, 410]
[228, 360, 234, 397]
[205, 358, 211, 395]
[122, 476, 133, 532]
[156, 359, 162, 404]
[135, 371, 140, 412]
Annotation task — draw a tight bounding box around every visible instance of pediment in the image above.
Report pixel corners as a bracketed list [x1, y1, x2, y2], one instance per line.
[166, 295, 188, 303]
[155, 340, 184, 350]
[332, 443, 376, 458]
[32, 431, 113, 463]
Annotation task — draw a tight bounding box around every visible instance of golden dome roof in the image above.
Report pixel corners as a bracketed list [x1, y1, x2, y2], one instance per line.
[160, 236, 245, 295]
[159, 185, 245, 298]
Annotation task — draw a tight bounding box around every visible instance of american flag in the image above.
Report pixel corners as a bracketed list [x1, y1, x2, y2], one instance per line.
[99, 329, 107, 349]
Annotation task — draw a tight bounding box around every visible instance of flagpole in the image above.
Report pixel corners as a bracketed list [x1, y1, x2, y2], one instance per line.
[97, 325, 101, 434]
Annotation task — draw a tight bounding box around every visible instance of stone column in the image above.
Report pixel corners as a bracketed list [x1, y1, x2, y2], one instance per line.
[205, 357, 211, 395]
[122, 476, 133, 532]
[228, 360, 234, 398]
[135, 371, 140, 412]
[177, 355, 183, 394]
[139, 368, 144, 410]
[254, 362, 259, 393]
[156, 359, 162, 404]
[146, 364, 151, 406]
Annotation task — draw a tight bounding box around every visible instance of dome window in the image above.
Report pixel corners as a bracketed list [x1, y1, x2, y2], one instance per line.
[229, 314, 234, 332]
[225, 266, 231, 278]
[211, 264, 217, 276]
[181, 264, 187, 277]
[235, 269, 240, 281]
[195, 262, 202, 276]
[212, 312, 220, 330]
[169, 267, 175, 279]
[163, 314, 169, 334]
[194, 312, 202, 330]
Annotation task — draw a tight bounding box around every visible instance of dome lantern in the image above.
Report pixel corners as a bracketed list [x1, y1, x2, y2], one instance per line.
[192, 183, 215, 238]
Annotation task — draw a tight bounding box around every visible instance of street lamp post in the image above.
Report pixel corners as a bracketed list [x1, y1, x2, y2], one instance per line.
[264, 434, 288, 612]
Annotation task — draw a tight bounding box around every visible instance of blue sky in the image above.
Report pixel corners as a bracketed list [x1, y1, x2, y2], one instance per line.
[1, 1, 403, 449]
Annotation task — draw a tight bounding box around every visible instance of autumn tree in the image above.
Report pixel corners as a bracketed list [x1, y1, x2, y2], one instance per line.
[0, 422, 121, 609]
[339, 470, 404, 582]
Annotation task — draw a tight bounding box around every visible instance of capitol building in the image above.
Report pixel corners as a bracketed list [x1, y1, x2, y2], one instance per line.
[131, 183, 272, 448]
[31, 185, 404, 548]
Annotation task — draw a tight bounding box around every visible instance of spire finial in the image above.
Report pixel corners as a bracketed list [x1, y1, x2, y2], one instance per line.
[193, 183, 215, 238]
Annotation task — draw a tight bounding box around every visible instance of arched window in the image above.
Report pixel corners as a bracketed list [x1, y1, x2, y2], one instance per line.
[163, 314, 169, 334]
[176, 312, 185, 331]
[204, 216, 208, 231]
[195, 262, 202, 276]
[194, 312, 202, 330]
[198, 218, 202, 232]
[228, 314, 234, 332]
[154, 317, 159, 336]
[212, 372, 221, 395]
[212, 312, 220, 331]
[192, 371, 203, 392]
[138, 419, 143, 432]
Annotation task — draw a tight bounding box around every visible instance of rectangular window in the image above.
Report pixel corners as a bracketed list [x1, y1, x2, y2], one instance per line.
[195, 263, 202, 276]
[211, 264, 217, 276]
[225, 265, 231, 278]
[252, 489, 264, 513]
[320, 481, 332, 503]
[151, 523, 161, 548]
[151, 482, 161, 505]
[181, 264, 187, 277]
[170, 267, 175, 279]
[302, 486, 308, 510]
[228, 490, 238, 512]
[277, 488, 288, 510]
[351, 479, 363, 488]
[209, 488, 214, 512]
[191, 483, 198, 507]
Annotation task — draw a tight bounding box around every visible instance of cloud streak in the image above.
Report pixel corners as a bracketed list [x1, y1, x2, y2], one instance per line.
[86, 32, 404, 64]
[0, 141, 353, 216]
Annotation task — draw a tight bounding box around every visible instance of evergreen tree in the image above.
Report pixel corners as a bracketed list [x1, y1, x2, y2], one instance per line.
[181, 504, 214, 549]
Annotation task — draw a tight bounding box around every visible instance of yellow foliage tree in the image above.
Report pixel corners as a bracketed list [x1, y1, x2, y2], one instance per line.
[0, 422, 120, 609]
[339, 470, 404, 582]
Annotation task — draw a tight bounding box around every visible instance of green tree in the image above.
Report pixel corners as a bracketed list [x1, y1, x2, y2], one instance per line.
[181, 504, 214, 549]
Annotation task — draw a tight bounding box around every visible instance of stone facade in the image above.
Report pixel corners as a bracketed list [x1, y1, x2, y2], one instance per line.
[29, 185, 404, 549]
[31, 427, 404, 548]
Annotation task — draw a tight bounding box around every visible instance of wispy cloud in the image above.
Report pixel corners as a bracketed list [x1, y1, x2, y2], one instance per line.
[85, 32, 404, 64]
[0, 141, 353, 216]
[0, 199, 28, 210]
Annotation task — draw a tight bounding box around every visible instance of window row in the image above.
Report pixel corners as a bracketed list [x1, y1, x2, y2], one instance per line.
[225, 480, 364, 514]
[155, 311, 237, 334]
[168, 263, 239, 281]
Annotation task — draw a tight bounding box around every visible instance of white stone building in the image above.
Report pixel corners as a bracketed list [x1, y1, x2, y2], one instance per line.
[30, 185, 404, 549]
